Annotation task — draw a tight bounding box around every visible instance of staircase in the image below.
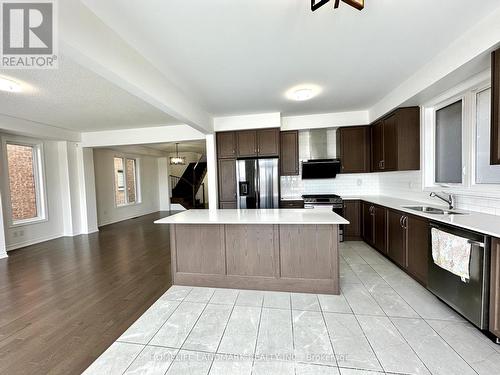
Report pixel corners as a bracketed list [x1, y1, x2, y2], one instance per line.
[171, 160, 207, 209]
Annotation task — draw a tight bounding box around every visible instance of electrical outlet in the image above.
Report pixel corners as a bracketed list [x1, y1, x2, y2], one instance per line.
[19, 230, 24, 237]
[13, 231, 18, 238]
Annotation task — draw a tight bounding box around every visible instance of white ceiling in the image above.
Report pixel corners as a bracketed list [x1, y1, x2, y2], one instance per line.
[0, 54, 180, 132]
[84, 0, 500, 117]
[147, 140, 206, 155]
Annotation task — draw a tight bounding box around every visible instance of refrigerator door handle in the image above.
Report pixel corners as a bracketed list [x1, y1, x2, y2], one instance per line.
[256, 161, 261, 208]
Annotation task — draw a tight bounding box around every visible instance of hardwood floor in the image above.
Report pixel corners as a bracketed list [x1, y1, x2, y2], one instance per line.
[0, 212, 173, 375]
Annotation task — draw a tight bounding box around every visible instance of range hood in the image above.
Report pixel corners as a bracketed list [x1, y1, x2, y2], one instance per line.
[301, 128, 341, 179]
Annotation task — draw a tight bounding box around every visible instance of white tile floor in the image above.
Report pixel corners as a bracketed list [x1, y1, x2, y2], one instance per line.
[83, 242, 500, 375]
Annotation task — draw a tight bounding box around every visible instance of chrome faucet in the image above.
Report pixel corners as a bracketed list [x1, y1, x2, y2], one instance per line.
[429, 192, 455, 210]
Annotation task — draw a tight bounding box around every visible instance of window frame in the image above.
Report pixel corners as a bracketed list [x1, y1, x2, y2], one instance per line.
[422, 69, 500, 197]
[113, 155, 141, 207]
[1, 136, 48, 227]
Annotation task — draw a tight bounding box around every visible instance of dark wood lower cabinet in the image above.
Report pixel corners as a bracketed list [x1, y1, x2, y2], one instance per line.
[362, 202, 374, 246]
[362, 202, 431, 287]
[343, 200, 361, 240]
[361, 202, 386, 253]
[279, 200, 305, 209]
[373, 205, 387, 254]
[407, 215, 429, 286]
[491, 238, 500, 339]
[387, 209, 407, 268]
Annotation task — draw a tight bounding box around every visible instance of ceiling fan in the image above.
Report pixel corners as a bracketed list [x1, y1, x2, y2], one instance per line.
[311, 0, 364, 12]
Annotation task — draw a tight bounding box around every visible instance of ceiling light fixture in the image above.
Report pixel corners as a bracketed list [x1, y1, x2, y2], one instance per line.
[311, 0, 364, 12]
[285, 85, 322, 102]
[170, 143, 186, 165]
[0, 77, 22, 93]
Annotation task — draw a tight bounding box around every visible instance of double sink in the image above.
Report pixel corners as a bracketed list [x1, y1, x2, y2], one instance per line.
[403, 206, 468, 216]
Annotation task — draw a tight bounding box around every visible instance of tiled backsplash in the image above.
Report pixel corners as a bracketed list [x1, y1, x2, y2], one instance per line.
[281, 174, 379, 198]
[378, 171, 500, 216]
[282, 170, 500, 216]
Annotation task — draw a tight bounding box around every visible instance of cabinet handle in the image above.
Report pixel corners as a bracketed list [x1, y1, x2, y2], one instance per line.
[381, 160, 385, 169]
[400, 216, 404, 228]
[404, 216, 408, 229]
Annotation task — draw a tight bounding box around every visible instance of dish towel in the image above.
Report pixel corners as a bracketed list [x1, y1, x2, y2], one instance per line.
[431, 228, 471, 282]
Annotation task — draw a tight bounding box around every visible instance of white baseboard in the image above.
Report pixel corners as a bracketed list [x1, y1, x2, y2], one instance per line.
[6, 232, 64, 251]
[170, 204, 187, 211]
[0, 252, 7, 259]
[97, 209, 159, 227]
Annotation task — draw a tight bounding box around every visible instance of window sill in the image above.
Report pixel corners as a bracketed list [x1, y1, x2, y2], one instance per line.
[9, 217, 48, 228]
[116, 202, 142, 208]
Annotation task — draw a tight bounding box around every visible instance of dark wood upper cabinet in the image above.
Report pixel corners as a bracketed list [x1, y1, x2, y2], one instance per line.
[387, 209, 407, 268]
[257, 128, 280, 156]
[343, 200, 361, 240]
[237, 130, 257, 157]
[371, 107, 420, 172]
[492, 48, 500, 165]
[218, 158, 237, 205]
[217, 132, 237, 159]
[407, 215, 429, 286]
[382, 114, 398, 171]
[491, 237, 500, 339]
[337, 126, 371, 173]
[280, 130, 299, 176]
[371, 121, 384, 172]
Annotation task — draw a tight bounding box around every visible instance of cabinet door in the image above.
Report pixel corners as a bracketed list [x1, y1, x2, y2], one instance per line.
[257, 128, 280, 156]
[373, 206, 387, 254]
[362, 202, 374, 245]
[218, 159, 237, 203]
[492, 49, 500, 165]
[338, 127, 371, 173]
[220, 201, 237, 209]
[387, 210, 406, 267]
[343, 200, 361, 240]
[407, 215, 429, 286]
[217, 132, 236, 158]
[279, 200, 304, 209]
[280, 131, 299, 176]
[371, 122, 384, 171]
[491, 238, 500, 339]
[237, 130, 257, 157]
[383, 114, 398, 171]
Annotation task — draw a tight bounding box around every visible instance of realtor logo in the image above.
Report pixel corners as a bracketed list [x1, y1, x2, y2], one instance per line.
[1, 0, 58, 69]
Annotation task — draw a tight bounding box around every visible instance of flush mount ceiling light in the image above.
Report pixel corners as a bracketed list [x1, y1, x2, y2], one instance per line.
[0, 77, 22, 93]
[169, 143, 186, 165]
[311, 0, 364, 12]
[286, 85, 322, 101]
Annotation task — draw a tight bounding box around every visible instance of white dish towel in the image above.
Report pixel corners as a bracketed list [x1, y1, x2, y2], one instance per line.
[431, 228, 471, 281]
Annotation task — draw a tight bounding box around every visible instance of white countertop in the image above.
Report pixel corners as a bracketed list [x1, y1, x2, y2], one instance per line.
[344, 195, 500, 239]
[155, 208, 349, 225]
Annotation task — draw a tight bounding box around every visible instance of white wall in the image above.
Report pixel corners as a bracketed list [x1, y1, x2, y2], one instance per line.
[0, 192, 7, 258]
[214, 113, 281, 131]
[93, 148, 161, 226]
[0, 139, 65, 251]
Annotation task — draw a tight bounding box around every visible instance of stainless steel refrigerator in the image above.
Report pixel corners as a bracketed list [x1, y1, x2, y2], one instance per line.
[236, 158, 279, 209]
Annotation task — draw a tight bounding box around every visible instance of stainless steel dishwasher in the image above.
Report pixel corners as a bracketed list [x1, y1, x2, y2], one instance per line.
[428, 222, 490, 330]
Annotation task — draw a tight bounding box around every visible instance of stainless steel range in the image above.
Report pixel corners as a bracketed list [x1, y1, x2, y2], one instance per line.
[302, 194, 344, 241]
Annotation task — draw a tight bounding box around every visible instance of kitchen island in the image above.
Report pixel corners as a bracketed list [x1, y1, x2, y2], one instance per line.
[155, 209, 348, 295]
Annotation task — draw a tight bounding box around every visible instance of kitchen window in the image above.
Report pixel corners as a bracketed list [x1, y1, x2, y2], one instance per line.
[423, 71, 500, 195]
[435, 100, 463, 184]
[2, 138, 47, 225]
[114, 156, 140, 206]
